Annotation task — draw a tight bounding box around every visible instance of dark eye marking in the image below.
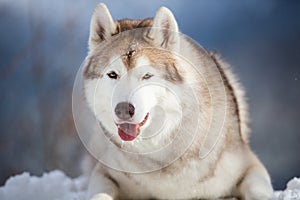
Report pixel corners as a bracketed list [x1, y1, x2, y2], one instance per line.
[107, 71, 119, 79]
[142, 73, 154, 80]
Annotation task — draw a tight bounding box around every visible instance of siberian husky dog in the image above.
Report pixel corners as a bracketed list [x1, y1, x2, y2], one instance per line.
[82, 3, 273, 200]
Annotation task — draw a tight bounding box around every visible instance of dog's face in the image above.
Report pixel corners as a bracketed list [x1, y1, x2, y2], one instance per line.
[83, 4, 186, 144]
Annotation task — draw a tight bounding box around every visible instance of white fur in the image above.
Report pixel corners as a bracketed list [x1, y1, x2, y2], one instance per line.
[83, 3, 273, 200]
[84, 55, 182, 148]
[89, 3, 116, 50]
[148, 7, 180, 51]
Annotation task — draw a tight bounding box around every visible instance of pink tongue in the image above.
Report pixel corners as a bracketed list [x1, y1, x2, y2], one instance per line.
[118, 123, 140, 141]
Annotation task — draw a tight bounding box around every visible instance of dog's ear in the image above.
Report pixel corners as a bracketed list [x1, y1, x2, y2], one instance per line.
[89, 3, 116, 51]
[147, 7, 179, 51]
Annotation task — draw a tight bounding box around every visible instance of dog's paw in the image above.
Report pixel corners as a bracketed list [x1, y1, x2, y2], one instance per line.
[90, 193, 114, 200]
[244, 187, 272, 200]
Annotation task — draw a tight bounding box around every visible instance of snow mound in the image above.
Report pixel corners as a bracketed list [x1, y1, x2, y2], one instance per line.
[0, 170, 87, 200]
[273, 177, 300, 200]
[0, 170, 299, 200]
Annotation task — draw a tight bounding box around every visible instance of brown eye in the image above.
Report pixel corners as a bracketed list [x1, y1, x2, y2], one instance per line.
[142, 73, 153, 80]
[107, 71, 119, 79]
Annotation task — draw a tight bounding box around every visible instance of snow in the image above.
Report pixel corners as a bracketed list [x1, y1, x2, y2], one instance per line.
[0, 171, 87, 200]
[272, 178, 300, 200]
[0, 170, 299, 200]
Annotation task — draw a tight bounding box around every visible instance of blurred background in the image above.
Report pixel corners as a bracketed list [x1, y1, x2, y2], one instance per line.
[0, 0, 299, 190]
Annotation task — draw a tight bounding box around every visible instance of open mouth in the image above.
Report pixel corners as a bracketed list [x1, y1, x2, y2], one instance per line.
[117, 113, 149, 141]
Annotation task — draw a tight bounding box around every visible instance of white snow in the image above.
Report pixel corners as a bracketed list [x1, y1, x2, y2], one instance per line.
[0, 170, 87, 200]
[272, 178, 300, 200]
[0, 170, 299, 200]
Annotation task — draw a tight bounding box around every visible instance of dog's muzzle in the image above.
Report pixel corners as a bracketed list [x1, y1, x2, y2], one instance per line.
[114, 102, 149, 141]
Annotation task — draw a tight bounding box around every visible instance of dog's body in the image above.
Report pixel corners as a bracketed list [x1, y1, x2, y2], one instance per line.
[82, 3, 273, 200]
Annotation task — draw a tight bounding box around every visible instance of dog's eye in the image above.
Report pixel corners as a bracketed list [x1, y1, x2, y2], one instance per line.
[142, 73, 153, 80]
[107, 71, 119, 79]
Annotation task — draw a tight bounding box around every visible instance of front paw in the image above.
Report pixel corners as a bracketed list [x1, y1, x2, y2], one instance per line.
[244, 187, 272, 200]
[90, 193, 114, 200]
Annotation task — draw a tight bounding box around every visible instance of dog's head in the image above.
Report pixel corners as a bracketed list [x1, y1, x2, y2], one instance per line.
[83, 4, 194, 145]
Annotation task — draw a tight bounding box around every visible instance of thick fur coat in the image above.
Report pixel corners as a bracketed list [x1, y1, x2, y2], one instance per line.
[82, 3, 273, 200]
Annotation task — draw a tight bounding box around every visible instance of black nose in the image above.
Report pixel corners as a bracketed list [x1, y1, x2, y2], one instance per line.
[115, 102, 135, 120]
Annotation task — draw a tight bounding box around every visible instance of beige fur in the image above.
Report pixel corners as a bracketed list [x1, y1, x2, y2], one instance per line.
[82, 3, 273, 200]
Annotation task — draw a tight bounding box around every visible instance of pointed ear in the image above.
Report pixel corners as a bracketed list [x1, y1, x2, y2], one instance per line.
[89, 3, 116, 51]
[147, 7, 179, 51]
